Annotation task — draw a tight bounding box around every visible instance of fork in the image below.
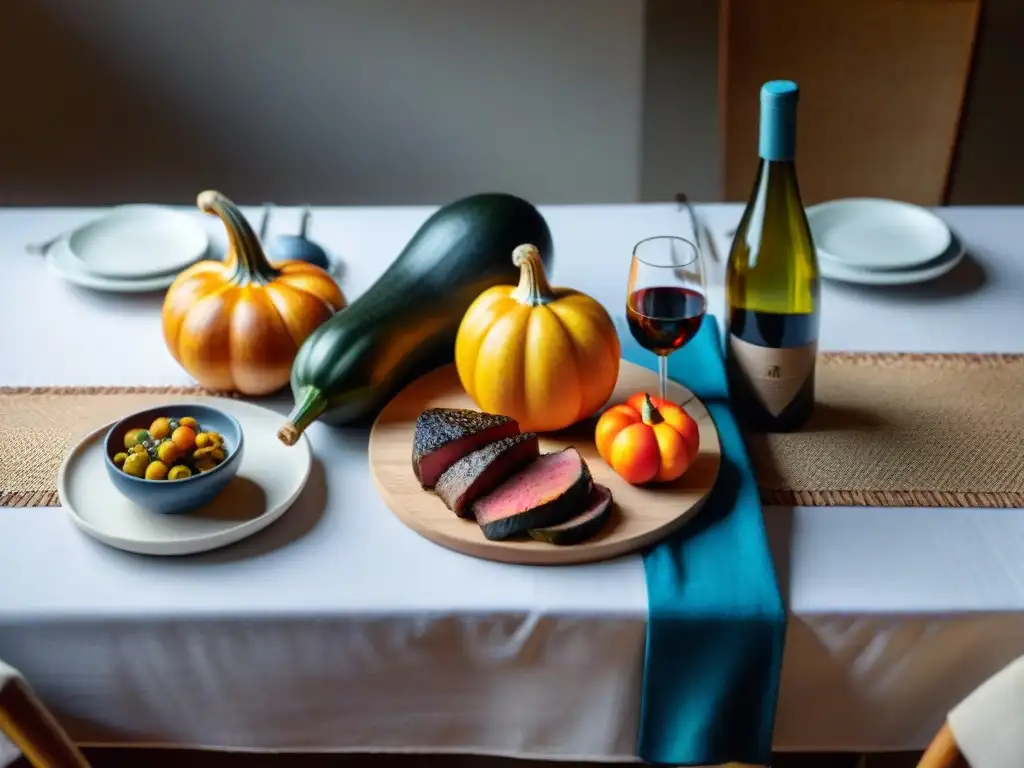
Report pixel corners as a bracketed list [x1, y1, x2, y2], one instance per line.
[675, 192, 721, 264]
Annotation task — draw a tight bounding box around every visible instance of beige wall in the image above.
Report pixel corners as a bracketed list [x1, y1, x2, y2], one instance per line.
[0, 0, 1019, 207]
[0, 0, 645, 206]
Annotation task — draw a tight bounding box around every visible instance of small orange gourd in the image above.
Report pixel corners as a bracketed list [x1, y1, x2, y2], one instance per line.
[162, 191, 345, 396]
[595, 392, 700, 484]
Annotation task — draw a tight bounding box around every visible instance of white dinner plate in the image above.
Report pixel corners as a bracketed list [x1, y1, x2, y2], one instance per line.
[808, 198, 952, 271]
[818, 228, 966, 286]
[46, 237, 190, 293]
[58, 398, 312, 556]
[66, 205, 209, 280]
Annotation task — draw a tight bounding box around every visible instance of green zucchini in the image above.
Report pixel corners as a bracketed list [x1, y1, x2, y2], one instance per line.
[278, 193, 554, 444]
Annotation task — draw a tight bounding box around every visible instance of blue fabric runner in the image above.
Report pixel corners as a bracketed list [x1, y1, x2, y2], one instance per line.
[618, 315, 787, 766]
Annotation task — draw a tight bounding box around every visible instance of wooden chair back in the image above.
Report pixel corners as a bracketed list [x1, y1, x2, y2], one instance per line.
[918, 653, 1024, 768]
[0, 660, 90, 768]
[919, 721, 968, 768]
[719, 0, 981, 206]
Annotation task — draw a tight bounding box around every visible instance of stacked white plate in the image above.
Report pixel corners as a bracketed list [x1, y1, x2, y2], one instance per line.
[807, 198, 964, 286]
[45, 204, 211, 293]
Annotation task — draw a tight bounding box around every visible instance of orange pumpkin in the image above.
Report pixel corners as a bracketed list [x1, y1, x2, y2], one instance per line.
[595, 392, 700, 484]
[162, 190, 345, 396]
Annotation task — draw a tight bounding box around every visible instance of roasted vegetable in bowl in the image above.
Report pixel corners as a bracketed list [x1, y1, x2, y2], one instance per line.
[103, 403, 245, 516]
[110, 413, 228, 481]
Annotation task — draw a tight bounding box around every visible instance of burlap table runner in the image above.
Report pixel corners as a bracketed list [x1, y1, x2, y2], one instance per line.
[751, 352, 1024, 508]
[0, 386, 242, 507]
[2, 352, 1023, 508]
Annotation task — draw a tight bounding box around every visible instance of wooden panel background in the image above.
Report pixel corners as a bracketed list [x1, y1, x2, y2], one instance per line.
[720, 0, 981, 205]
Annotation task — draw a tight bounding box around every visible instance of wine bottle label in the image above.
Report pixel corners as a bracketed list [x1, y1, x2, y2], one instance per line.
[728, 334, 817, 417]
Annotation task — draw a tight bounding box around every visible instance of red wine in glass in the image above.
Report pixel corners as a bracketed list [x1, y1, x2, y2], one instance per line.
[626, 286, 707, 355]
[626, 235, 706, 400]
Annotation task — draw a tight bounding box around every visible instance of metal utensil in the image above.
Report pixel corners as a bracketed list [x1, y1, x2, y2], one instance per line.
[266, 206, 331, 271]
[258, 203, 273, 241]
[675, 192, 720, 264]
[26, 229, 74, 256]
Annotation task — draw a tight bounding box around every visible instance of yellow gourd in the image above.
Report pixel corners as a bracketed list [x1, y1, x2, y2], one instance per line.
[455, 243, 621, 432]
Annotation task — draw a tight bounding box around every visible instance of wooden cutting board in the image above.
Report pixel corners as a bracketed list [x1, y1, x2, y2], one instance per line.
[368, 362, 721, 566]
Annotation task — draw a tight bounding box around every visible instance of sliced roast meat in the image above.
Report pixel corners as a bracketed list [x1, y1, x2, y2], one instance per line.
[472, 447, 593, 541]
[529, 483, 613, 545]
[435, 432, 540, 517]
[412, 407, 519, 489]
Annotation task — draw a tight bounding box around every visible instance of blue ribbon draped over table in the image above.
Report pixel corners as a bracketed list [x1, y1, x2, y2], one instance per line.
[617, 315, 787, 766]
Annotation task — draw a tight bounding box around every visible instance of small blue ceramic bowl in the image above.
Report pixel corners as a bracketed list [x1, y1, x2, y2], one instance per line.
[104, 403, 244, 515]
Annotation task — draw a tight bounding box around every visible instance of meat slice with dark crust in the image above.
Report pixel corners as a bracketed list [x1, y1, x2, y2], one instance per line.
[529, 483, 613, 545]
[472, 447, 592, 541]
[435, 432, 540, 517]
[412, 408, 519, 489]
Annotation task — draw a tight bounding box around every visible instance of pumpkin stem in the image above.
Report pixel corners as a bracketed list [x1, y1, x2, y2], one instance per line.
[278, 386, 327, 446]
[641, 393, 664, 425]
[197, 190, 279, 285]
[510, 244, 556, 306]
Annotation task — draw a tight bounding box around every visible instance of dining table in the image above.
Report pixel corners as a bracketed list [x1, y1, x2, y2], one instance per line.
[1, 201, 1022, 763]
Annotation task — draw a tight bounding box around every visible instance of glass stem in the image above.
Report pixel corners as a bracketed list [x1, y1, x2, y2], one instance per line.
[658, 354, 668, 401]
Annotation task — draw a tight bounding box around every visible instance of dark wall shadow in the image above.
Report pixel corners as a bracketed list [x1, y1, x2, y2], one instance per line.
[0, 2, 216, 205]
[948, 0, 1024, 204]
[640, 0, 720, 202]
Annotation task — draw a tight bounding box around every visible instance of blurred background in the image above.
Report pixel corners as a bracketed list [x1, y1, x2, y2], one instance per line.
[2, 0, 1017, 207]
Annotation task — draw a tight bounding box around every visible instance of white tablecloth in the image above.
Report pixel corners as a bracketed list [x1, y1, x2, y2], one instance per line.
[1, 203, 1023, 761]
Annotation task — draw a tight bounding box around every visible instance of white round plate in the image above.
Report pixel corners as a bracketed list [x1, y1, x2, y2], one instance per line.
[58, 397, 312, 556]
[66, 205, 209, 280]
[46, 237, 185, 293]
[808, 198, 952, 271]
[819, 229, 965, 286]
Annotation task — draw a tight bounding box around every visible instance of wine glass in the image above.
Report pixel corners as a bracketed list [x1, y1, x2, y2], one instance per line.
[625, 236, 707, 401]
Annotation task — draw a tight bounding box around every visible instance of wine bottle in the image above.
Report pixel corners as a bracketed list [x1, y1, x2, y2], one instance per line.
[725, 80, 820, 432]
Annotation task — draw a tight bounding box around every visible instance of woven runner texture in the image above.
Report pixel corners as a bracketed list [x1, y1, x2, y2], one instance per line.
[749, 352, 1024, 508]
[0, 386, 240, 507]
[1, 352, 1023, 508]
